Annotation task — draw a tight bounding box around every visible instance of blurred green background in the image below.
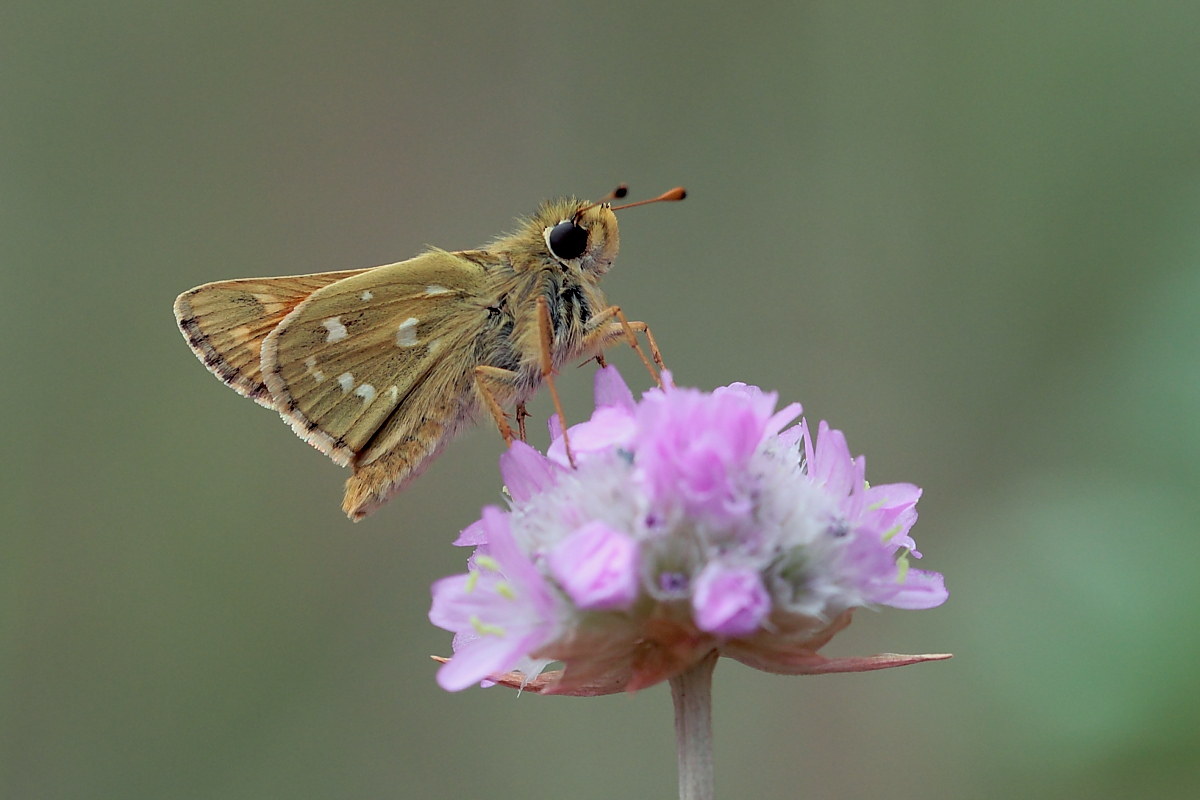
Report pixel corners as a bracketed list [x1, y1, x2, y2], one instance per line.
[4, 2, 1199, 798]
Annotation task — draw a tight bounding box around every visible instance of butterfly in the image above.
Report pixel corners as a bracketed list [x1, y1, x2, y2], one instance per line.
[174, 186, 685, 520]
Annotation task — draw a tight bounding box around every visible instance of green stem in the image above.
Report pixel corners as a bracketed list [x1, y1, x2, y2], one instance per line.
[670, 650, 718, 800]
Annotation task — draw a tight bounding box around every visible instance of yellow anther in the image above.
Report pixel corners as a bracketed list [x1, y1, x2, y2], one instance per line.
[469, 615, 506, 638]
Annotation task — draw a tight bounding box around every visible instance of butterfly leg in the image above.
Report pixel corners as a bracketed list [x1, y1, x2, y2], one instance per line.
[536, 296, 575, 467]
[582, 305, 665, 385]
[622, 319, 665, 372]
[474, 365, 519, 445]
[516, 402, 529, 442]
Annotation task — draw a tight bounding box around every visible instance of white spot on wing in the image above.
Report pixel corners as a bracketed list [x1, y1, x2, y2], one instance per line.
[355, 383, 376, 402]
[385, 385, 399, 402]
[313, 370, 325, 383]
[322, 317, 348, 343]
[360, 290, 373, 301]
[395, 317, 419, 347]
[425, 284, 450, 295]
[428, 338, 442, 355]
[338, 372, 354, 392]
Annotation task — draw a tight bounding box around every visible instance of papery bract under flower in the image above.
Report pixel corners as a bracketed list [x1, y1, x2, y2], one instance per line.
[430, 367, 948, 693]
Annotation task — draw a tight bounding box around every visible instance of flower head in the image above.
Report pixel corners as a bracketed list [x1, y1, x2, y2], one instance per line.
[430, 368, 949, 694]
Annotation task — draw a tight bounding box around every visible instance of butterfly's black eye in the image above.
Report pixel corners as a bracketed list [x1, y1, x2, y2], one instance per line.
[547, 220, 589, 261]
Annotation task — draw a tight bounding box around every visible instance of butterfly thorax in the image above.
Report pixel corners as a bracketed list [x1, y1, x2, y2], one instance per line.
[471, 199, 620, 401]
[472, 258, 609, 402]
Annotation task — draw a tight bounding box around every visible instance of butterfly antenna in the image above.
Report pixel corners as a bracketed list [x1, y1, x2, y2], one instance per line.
[573, 185, 630, 221]
[610, 186, 687, 212]
[604, 184, 630, 201]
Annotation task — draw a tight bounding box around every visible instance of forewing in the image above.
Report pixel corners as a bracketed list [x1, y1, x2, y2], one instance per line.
[174, 269, 371, 408]
[261, 250, 487, 466]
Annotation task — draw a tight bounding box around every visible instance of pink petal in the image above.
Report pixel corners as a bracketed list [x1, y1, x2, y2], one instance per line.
[884, 569, 949, 610]
[500, 441, 565, 502]
[593, 365, 636, 410]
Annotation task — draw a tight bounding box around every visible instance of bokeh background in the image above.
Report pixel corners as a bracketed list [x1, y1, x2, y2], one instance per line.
[4, 2, 1199, 798]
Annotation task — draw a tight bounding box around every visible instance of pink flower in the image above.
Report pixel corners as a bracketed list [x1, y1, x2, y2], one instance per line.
[429, 368, 948, 693]
[634, 385, 776, 522]
[799, 419, 948, 610]
[692, 563, 771, 637]
[548, 522, 640, 611]
[429, 507, 562, 691]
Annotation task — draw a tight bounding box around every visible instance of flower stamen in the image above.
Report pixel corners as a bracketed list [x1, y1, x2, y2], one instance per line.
[470, 615, 507, 638]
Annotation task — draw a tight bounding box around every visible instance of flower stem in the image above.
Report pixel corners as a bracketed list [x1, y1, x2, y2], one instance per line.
[670, 649, 718, 800]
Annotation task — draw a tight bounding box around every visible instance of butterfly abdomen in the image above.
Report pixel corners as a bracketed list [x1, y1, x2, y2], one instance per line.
[343, 409, 461, 520]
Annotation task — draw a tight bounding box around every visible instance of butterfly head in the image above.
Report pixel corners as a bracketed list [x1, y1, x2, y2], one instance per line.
[541, 201, 620, 275]
[533, 186, 686, 276]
